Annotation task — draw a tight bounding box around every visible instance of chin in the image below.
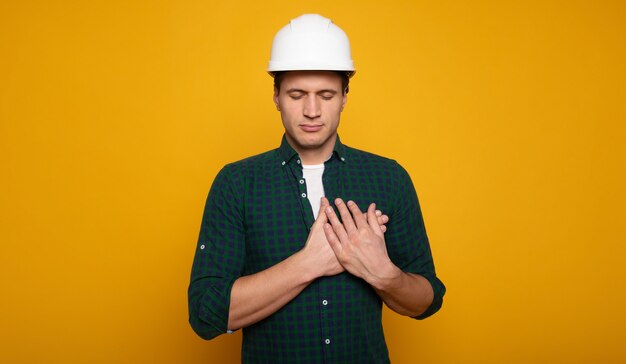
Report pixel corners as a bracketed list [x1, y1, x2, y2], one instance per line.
[287, 130, 334, 151]
[295, 141, 321, 150]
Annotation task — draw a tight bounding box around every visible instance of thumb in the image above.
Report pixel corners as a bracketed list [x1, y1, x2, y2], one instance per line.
[367, 203, 384, 237]
[315, 197, 330, 225]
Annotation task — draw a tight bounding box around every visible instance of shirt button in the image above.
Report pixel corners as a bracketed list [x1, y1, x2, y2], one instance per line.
[299, 179, 305, 184]
[297, 159, 301, 164]
[322, 300, 328, 306]
[340, 157, 346, 162]
[281, 161, 286, 166]
[200, 244, 205, 250]
[301, 193, 307, 198]
[325, 338, 331, 345]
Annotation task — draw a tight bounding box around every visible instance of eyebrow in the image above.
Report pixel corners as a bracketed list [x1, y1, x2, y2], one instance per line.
[286, 88, 339, 94]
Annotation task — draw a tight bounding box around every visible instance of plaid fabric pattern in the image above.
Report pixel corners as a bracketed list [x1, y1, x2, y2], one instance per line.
[189, 135, 445, 364]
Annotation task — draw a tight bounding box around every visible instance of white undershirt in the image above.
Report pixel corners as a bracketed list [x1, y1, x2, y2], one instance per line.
[302, 163, 325, 218]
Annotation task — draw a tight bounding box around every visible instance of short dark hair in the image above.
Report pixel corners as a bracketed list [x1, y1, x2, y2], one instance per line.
[273, 71, 351, 95]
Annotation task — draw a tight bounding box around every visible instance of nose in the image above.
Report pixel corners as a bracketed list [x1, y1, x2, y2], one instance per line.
[303, 96, 321, 119]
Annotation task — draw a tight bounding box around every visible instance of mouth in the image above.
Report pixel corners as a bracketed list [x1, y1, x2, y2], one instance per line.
[299, 124, 323, 132]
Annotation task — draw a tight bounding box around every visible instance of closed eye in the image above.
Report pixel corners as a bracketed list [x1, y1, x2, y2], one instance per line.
[319, 91, 337, 100]
[288, 91, 305, 100]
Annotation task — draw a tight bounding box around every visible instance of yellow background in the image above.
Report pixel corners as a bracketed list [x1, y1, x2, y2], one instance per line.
[1, 1, 625, 363]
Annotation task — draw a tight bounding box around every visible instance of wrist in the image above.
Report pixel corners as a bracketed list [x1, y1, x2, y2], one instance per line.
[292, 249, 322, 284]
[367, 260, 403, 291]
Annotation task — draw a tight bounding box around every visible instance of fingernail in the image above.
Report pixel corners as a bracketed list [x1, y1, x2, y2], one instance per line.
[335, 198, 343, 205]
[376, 210, 382, 216]
[347, 200, 354, 206]
[326, 206, 333, 213]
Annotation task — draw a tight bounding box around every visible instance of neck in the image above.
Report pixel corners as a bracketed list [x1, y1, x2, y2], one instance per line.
[298, 150, 331, 165]
[288, 134, 337, 165]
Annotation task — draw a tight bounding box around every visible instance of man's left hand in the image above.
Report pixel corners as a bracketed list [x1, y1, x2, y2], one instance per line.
[323, 198, 401, 288]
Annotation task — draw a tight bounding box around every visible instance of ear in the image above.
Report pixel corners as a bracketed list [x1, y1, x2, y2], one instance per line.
[341, 93, 348, 111]
[273, 88, 280, 110]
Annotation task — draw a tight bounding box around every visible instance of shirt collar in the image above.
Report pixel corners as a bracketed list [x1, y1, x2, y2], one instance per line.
[278, 134, 347, 165]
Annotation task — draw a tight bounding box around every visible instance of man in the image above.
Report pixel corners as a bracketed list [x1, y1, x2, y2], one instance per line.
[189, 14, 445, 363]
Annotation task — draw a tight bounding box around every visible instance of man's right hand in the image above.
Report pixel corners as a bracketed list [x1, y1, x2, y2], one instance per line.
[301, 197, 345, 278]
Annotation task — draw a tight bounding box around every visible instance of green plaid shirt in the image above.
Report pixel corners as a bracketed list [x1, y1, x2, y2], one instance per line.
[189, 135, 445, 364]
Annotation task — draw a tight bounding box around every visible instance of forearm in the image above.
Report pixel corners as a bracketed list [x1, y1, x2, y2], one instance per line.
[228, 250, 317, 330]
[370, 265, 434, 317]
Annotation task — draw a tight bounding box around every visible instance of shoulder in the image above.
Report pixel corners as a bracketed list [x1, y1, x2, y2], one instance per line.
[342, 144, 408, 175]
[208, 148, 280, 199]
[341, 144, 417, 198]
[211, 148, 286, 195]
[218, 148, 280, 178]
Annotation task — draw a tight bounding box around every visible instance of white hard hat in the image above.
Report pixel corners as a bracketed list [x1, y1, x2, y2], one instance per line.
[268, 14, 355, 77]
